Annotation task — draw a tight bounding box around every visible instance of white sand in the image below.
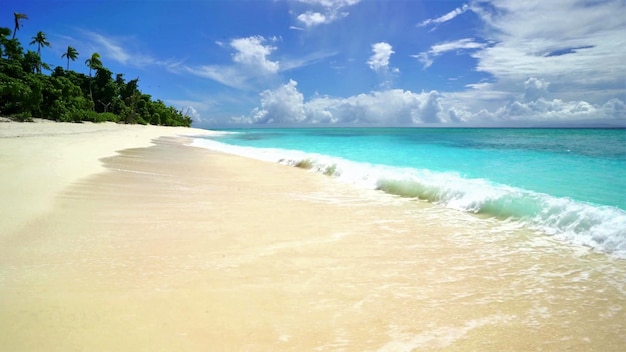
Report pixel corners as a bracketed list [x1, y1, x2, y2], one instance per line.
[0, 119, 215, 236]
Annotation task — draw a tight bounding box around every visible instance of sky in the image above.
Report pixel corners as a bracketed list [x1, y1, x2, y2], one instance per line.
[3, 0, 626, 127]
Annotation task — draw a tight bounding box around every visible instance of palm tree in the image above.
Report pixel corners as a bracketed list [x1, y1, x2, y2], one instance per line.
[61, 46, 79, 70]
[85, 52, 102, 77]
[29, 31, 50, 56]
[85, 52, 103, 109]
[12, 12, 28, 39]
[29, 31, 51, 73]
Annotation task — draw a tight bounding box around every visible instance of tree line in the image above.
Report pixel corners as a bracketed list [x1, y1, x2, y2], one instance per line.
[0, 12, 192, 127]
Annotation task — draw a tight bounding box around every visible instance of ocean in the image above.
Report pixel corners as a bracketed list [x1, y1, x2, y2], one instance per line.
[193, 127, 626, 259]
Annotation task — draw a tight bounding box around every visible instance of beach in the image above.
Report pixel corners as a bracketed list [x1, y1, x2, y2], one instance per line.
[1, 120, 624, 351]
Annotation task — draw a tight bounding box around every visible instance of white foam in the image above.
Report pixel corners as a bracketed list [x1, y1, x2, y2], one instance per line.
[192, 138, 626, 258]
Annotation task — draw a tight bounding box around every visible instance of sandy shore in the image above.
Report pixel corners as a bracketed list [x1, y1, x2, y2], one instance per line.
[0, 119, 215, 237]
[1, 120, 624, 351]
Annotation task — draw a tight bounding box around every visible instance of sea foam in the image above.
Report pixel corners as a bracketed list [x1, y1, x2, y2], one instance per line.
[192, 138, 626, 258]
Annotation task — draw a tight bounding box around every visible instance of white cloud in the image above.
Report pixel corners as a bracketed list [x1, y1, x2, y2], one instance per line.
[296, 0, 360, 5]
[293, 0, 361, 27]
[85, 32, 131, 64]
[185, 36, 280, 90]
[367, 42, 395, 72]
[419, 3, 470, 27]
[166, 98, 217, 126]
[80, 30, 183, 71]
[280, 50, 338, 72]
[226, 0, 626, 127]
[441, 77, 625, 124]
[413, 38, 487, 69]
[468, 0, 626, 103]
[409, 0, 626, 126]
[240, 80, 454, 125]
[430, 38, 487, 55]
[251, 80, 306, 123]
[367, 42, 399, 89]
[233, 76, 625, 126]
[230, 36, 279, 74]
[185, 65, 249, 90]
[413, 52, 432, 70]
[523, 77, 550, 103]
[312, 88, 451, 124]
[186, 35, 335, 90]
[297, 12, 328, 27]
[495, 97, 626, 123]
[180, 106, 201, 124]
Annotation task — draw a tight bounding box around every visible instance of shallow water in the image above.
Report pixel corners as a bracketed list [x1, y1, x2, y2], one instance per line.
[197, 127, 626, 258]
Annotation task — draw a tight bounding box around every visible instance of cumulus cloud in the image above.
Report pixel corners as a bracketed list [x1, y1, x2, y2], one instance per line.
[251, 80, 306, 123]
[494, 98, 626, 123]
[442, 77, 625, 124]
[367, 42, 395, 72]
[293, 0, 361, 27]
[233, 76, 624, 126]
[230, 36, 279, 74]
[523, 77, 550, 103]
[367, 42, 399, 88]
[240, 80, 455, 125]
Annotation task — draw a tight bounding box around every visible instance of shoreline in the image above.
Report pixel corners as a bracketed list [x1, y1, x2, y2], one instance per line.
[1, 121, 624, 351]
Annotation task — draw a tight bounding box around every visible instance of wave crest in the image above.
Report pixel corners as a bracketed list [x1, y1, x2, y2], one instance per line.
[193, 137, 626, 258]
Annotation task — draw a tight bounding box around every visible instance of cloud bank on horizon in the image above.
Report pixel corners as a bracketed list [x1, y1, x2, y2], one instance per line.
[7, 0, 625, 127]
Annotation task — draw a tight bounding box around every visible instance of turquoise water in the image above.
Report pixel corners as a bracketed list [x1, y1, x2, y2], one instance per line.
[194, 128, 626, 257]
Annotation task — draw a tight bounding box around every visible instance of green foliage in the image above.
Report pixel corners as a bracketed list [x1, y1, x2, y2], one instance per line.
[0, 22, 191, 127]
[61, 45, 78, 70]
[22, 50, 40, 73]
[0, 73, 32, 115]
[1, 37, 24, 62]
[0, 27, 11, 56]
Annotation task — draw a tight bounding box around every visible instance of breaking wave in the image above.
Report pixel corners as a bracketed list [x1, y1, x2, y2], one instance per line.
[192, 138, 626, 258]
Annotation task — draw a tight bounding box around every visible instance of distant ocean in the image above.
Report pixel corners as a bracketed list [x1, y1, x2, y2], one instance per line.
[193, 128, 626, 258]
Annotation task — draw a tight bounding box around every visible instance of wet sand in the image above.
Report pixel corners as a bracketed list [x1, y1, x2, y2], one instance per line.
[1, 121, 624, 351]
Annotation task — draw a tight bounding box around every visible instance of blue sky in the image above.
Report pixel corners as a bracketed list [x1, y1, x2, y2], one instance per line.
[4, 0, 625, 127]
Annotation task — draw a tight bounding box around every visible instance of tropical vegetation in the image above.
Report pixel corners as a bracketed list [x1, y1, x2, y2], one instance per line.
[61, 45, 78, 71]
[0, 11, 192, 127]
